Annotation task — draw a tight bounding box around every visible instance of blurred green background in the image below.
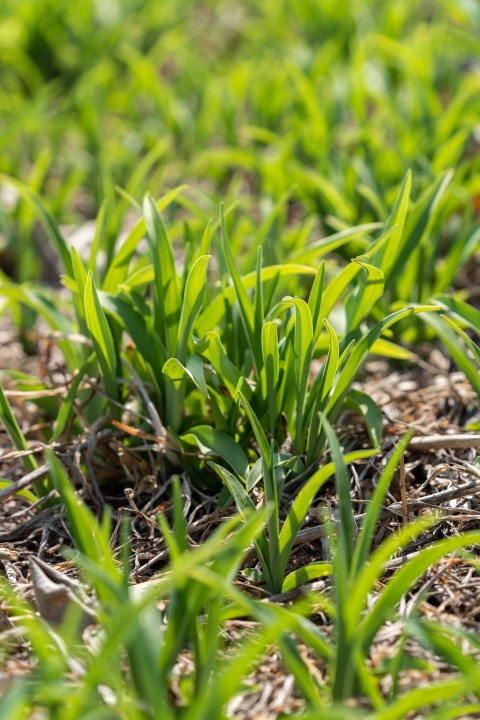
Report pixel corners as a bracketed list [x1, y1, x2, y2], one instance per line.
[1, 0, 480, 278]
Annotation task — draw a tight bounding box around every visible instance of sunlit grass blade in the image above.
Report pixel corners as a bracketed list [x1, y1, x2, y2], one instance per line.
[163, 355, 210, 397]
[326, 306, 442, 429]
[288, 223, 383, 265]
[195, 264, 316, 338]
[361, 531, 480, 652]
[208, 461, 273, 590]
[306, 319, 339, 465]
[87, 198, 108, 275]
[420, 311, 480, 398]
[261, 320, 279, 437]
[281, 562, 332, 592]
[345, 259, 385, 334]
[351, 429, 415, 579]
[278, 449, 378, 571]
[177, 255, 210, 361]
[371, 169, 411, 281]
[143, 192, 181, 356]
[194, 331, 243, 399]
[309, 262, 325, 344]
[84, 271, 118, 408]
[283, 297, 313, 452]
[44, 448, 120, 584]
[441, 315, 480, 365]
[102, 185, 187, 292]
[71, 246, 88, 322]
[386, 169, 454, 291]
[220, 203, 262, 371]
[0, 174, 73, 276]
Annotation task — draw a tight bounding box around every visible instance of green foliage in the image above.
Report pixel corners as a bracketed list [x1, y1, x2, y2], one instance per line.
[3, 1, 480, 712]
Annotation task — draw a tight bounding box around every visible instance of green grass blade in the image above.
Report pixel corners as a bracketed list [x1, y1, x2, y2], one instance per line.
[306, 319, 339, 465]
[386, 170, 454, 291]
[281, 562, 332, 592]
[344, 389, 383, 448]
[277, 426, 380, 542]
[163, 355, 210, 397]
[177, 255, 210, 361]
[371, 169, 411, 282]
[181, 426, 249, 479]
[44, 448, 119, 579]
[87, 198, 108, 275]
[239, 390, 281, 588]
[420, 311, 480, 398]
[102, 185, 187, 292]
[220, 203, 262, 371]
[351, 429, 415, 578]
[434, 293, 480, 334]
[345, 259, 385, 334]
[195, 264, 316, 338]
[318, 226, 395, 325]
[84, 271, 118, 404]
[309, 262, 325, 344]
[261, 320, 280, 438]
[0, 174, 73, 276]
[321, 414, 356, 567]
[442, 315, 480, 365]
[288, 223, 383, 265]
[194, 331, 243, 399]
[283, 297, 313, 452]
[361, 531, 480, 652]
[71, 246, 88, 320]
[143, 193, 181, 356]
[208, 461, 273, 588]
[0, 382, 50, 496]
[326, 306, 441, 428]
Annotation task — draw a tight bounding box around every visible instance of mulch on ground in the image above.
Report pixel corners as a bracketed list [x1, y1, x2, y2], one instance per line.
[2, 317, 480, 717]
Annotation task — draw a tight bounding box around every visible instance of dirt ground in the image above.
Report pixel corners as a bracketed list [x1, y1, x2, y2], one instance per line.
[2, 313, 480, 718]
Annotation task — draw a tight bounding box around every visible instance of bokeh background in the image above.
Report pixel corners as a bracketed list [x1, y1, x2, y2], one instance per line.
[1, 0, 480, 281]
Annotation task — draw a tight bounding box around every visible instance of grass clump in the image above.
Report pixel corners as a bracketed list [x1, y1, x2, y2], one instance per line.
[2, 1, 480, 717]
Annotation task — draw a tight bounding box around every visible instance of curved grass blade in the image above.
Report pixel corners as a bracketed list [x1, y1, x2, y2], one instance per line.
[361, 531, 480, 651]
[181, 426, 249, 479]
[0, 174, 73, 276]
[194, 331, 243, 398]
[195, 264, 316, 338]
[288, 223, 383, 265]
[420, 311, 480, 398]
[344, 389, 383, 448]
[306, 319, 339, 465]
[345, 259, 384, 333]
[278, 448, 377, 573]
[281, 562, 332, 592]
[208, 461, 273, 590]
[163, 355, 210, 397]
[102, 185, 187, 292]
[442, 315, 480, 365]
[326, 306, 442, 428]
